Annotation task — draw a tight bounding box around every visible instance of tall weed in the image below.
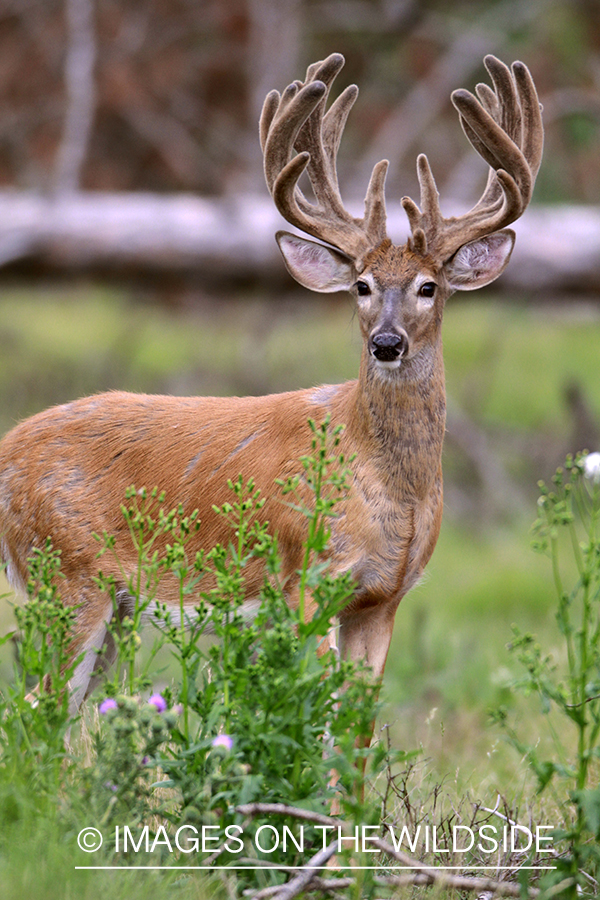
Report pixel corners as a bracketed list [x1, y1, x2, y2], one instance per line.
[495, 453, 600, 897]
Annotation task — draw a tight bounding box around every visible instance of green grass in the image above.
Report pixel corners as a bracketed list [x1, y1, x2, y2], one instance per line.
[2, 283, 599, 434]
[0, 823, 214, 900]
[444, 299, 600, 432]
[0, 285, 361, 433]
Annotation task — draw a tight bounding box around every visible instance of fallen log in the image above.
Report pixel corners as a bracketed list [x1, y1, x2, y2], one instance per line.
[0, 190, 598, 293]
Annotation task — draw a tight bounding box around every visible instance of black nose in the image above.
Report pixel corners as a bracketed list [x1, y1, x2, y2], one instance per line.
[371, 331, 409, 362]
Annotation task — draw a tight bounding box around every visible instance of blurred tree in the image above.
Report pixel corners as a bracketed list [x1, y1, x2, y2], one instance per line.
[0, 0, 597, 203]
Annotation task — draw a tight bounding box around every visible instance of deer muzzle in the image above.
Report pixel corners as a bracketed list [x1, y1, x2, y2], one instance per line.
[370, 330, 409, 364]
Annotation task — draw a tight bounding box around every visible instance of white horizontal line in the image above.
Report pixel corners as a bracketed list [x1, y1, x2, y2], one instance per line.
[76, 865, 558, 871]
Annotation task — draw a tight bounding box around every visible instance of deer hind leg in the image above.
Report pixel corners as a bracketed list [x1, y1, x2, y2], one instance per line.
[83, 624, 119, 701]
[68, 580, 142, 710]
[23, 621, 109, 712]
[21, 580, 116, 714]
[68, 605, 115, 712]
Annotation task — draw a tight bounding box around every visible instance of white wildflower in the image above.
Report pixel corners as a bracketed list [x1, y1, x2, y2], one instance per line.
[582, 452, 600, 483]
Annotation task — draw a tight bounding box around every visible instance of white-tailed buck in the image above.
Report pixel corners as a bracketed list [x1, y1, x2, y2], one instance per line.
[0, 54, 542, 710]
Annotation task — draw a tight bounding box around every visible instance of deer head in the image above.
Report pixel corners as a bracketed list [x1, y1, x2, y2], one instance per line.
[260, 53, 543, 381]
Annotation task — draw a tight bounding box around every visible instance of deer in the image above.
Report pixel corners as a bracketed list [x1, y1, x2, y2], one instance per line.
[0, 53, 543, 714]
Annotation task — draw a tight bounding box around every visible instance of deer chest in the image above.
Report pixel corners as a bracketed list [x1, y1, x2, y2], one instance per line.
[331, 475, 443, 611]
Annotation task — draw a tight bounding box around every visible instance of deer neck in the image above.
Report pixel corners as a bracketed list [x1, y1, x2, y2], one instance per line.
[349, 337, 446, 501]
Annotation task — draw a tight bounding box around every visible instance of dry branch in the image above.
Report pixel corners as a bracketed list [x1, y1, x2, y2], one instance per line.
[373, 836, 540, 897]
[235, 802, 543, 900]
[377, 870, 538, 896]
[236, 802, 337, 828]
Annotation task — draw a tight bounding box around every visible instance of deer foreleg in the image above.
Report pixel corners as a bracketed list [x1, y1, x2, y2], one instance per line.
[339, 602, 397, 682]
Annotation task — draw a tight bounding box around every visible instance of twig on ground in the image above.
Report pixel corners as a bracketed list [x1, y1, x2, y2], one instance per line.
[374, 837, 540, 897]
[376, 871, 538, 896]
[246, 842, 339, 900]
[235, 801, 543, 899]
[235, 802, 337, 828]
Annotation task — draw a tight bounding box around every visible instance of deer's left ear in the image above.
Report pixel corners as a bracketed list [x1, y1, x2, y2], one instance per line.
[444, 229, 515, 291]
[276, 231, 356, 293]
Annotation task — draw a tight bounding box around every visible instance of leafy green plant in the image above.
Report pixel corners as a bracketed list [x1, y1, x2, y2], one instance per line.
[80, 694, 176, 838]
[495, 452, 600, 897]
[143, 421, 392, 880]
[0, 419, 407, 897]
[0, 542, 81, 797]
[94, 486, 204, 701]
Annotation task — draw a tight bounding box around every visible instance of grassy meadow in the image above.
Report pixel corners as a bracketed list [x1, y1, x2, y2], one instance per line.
[0, 279, 598, 897]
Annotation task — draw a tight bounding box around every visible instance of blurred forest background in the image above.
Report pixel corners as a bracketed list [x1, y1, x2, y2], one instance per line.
[1, 0, 600, 776]
[1, 0, 599, 199]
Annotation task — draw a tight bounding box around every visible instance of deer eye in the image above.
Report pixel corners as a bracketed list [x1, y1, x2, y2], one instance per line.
[355, 280, 371, 296]
[419, 281, 437, 298]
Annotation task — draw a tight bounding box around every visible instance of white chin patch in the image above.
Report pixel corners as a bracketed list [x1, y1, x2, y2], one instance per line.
[373, 357, 402, 371]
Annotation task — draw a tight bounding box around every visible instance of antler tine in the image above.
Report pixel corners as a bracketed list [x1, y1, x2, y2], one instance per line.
[512, 60, 544, 180]
[292, 55, 353, 215]
[260, 79, 327, 194]
[402, 55, 543, 263]
[259, 89, 281, 156]
[260, 52, 389, 263]
[456, 56, 524, 206]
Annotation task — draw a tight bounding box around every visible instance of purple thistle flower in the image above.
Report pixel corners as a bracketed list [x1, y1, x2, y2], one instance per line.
[99, 698, 118, 714]
[212, 734, 233, 751]
[148, 693, 167, 713]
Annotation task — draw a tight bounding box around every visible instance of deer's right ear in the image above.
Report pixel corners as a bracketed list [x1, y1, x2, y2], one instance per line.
[276, 232, 356, 293]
